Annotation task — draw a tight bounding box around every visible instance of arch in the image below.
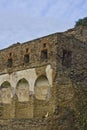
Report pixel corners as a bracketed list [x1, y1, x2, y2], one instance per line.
[0, 81, 12, 104]
[34, 75, 51, 100]
[16, 78, 29, 102]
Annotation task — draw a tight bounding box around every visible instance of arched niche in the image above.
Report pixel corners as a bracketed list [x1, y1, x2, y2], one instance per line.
[34, 75, 51, 100]
[0, 81, 12, 104]
[16, 78, 29, 102]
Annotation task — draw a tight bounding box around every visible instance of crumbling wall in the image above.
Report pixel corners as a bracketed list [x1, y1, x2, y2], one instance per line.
[55, 34, 87, 130]
[0, 32, 87, 130]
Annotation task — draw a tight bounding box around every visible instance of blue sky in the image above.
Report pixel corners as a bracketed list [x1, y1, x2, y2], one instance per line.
[0, 0, 87, 49]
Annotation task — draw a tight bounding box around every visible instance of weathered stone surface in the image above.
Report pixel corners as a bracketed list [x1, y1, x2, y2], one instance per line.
[0, 26, 87, 129]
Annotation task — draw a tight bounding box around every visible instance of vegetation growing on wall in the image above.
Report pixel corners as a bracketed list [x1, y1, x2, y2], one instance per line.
[75, 17, 87, 27]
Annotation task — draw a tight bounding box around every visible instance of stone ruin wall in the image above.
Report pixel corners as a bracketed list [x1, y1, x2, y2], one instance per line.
[0, 33, 87, 130]
[0, 34, 58, 119]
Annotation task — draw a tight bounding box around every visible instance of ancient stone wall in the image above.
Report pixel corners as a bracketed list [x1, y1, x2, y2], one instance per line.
[0, 34, 58, 129]
[55, 34, 87, 129]
[0, 32, 87, 130]
[0, 34, 57, 74]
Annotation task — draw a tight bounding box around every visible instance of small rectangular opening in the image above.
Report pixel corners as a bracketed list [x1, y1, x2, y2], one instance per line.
[26, 48, 29, 53]
[24, 54, 29, 63]
[41, 49, 48, 60]
[43, 43, 46, 48]
[62, 49, 72, 68]
[7, 58, 13, 67]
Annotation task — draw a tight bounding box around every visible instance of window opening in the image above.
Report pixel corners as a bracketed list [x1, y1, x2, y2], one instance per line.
[43, 43, 46, 48]
[7, 58, 13, 67]
[9, 53, 12, 56]
[41, 49, 48, 60]
[62, 49, 72, 68]
[24, 54, 29, 63]
[26, 48, 29, 53]
[7, 53, 13, 67]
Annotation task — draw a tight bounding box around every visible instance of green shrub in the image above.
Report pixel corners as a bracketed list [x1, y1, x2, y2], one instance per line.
[75, 17, 87, 27]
